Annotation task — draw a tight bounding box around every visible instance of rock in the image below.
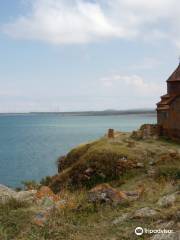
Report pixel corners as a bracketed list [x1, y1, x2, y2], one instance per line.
[0, 184, 17, 204]
[157, 193, 177, 208]
[33, 212, 48, 227]
[33, 207, 54, 227]
[83, 168, 95, 180]
[36, 186, 60, 202]
[136, 162, 144, 168]
[15, 190, 37, 203]
[116, 158, 137, 174]
[123, 185, 144, 201]
[157, 221, 175, 229]
[168, 149, 179, 159]
[150, 231, 180, 240]
[133, 207, 158, 218]
[39, 196, 55, 207]
[56, 199, 67, 209]
[88, 184, 128, 205]
[112, 213, 130, 225]
[149, 159, 156, 166]
[0, 184, 36, 204]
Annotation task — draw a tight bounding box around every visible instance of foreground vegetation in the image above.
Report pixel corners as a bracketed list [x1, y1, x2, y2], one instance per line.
[0, 130, 180, 240]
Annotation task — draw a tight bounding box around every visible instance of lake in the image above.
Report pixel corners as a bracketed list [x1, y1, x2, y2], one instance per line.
[0, 113, 156, 187]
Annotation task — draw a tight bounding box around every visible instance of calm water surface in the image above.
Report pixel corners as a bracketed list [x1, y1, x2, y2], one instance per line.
[0, 113, 156, 187]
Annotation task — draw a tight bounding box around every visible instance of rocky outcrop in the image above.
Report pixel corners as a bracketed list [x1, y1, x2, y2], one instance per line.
[133, 207, 158, 218]
[88, 183, 145, 205]
[0, 184, 17, 204]
[157, 192, 178, 208]
[0, 184, 36, 204]
[88, 184, 128, 205]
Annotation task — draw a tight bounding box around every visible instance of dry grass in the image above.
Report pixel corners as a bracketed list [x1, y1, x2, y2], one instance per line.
[0, 133, 180, 240]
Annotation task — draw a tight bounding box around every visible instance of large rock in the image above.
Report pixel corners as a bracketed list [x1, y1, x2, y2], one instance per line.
[88, 183, 128, 205]
[0, 184, 37, 204]
[36, 186, 60, 206]
[157, 193, 177, 208]
[133, 207, 158, 218]
[112, 213, 130, 225]
[0, 184, 17, 204]
[33, 207, 54, 227]
[15, 190, 37, 203]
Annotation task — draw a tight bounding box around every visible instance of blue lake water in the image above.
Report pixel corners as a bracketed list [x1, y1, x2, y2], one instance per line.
[0, 113, 156, 187]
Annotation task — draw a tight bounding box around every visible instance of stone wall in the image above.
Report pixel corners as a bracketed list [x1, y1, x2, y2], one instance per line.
[131, 124, 160, 140]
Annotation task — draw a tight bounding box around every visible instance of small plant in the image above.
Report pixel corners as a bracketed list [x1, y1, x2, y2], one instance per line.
[40, 175, 52, 186]
[22, 180, 40, 190]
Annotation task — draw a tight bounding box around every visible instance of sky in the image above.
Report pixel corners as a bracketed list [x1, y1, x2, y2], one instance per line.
[0, 0, 180, 112]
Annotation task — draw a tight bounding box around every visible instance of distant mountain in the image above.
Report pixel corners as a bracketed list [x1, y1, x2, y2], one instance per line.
[29, 109, 156, 116]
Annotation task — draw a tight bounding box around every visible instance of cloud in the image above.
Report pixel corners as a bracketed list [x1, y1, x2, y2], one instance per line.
[2, 0, 122, 44]
[101, 74, 165, 95]
[2, 0, 180, 45]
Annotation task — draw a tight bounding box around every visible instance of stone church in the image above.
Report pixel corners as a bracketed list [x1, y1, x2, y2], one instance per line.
[157, 63, 180, 139]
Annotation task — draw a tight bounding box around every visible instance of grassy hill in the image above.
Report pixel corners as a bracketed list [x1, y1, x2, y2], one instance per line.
[0, 128, 180, 240]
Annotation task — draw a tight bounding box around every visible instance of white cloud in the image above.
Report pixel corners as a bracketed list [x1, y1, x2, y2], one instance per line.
[2, 0, 122, 44]
[101, 74, 165, 95]
[2, 0, 180, 45]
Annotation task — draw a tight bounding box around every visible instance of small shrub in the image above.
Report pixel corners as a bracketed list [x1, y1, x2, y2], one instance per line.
[22, 180, 40, 190]
[40, 176, 52, 186]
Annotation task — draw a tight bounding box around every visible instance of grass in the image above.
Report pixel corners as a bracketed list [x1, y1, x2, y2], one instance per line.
[50, 132, 180, 192]
[0, 199, 33, 240]
[0, 132, 180, 239]
[0, 178, 179, 239]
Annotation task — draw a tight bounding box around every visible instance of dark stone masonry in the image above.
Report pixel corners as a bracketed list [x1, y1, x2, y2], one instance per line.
[157, 63, 180, 139]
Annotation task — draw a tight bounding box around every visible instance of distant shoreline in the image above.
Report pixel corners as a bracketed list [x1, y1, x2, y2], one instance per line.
[0, 109, 156, 117]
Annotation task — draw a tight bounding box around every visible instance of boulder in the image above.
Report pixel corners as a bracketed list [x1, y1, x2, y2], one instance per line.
[123, 185, 144, 201]
[157, 221, 175, 229]
[133, 207, 158, 218]
[15, 190, 37, 203]
[88, 183, 128, 205]
[112, 213, 130, 225]
[0, 184, 36, 204]
[157, 193, 177, 208]
[0, 184, 17, 204]
[116, 158, 137, 174]
[33, 207, 54, 227]
[36, 186, 60, 202]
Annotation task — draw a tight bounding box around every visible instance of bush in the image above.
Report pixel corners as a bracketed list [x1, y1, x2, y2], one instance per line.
[40, 176, 52, 186]
[22, 180, 40, 190]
